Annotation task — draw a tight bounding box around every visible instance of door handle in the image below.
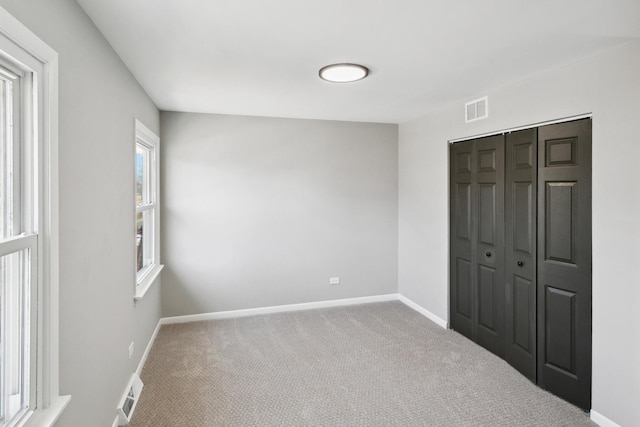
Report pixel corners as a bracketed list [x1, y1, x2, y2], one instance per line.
[517, 261, 524, 267]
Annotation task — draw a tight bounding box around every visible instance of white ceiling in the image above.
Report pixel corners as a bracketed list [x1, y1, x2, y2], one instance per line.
[75, 0, 640, 124]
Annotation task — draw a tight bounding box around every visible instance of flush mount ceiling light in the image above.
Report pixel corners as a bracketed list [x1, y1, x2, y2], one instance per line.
[319, 63, 369, 83]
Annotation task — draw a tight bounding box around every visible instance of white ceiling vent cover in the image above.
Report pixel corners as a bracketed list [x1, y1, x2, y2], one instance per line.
[465, 96, 488, 123]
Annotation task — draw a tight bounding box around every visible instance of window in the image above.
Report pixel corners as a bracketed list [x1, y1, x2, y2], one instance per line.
[0, 57, 34, 427]
[135, 120, 162, 299]
[0, 5, 68, 427]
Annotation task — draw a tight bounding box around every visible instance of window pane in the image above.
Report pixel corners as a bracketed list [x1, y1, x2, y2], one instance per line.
[136, 209, 154, 274]
[136, 211, 143, 272]
[0, 74, 17, 241]
[135, 149, 144, 206]
[136, 144, 150, 206]
[0, 248, 31, 424]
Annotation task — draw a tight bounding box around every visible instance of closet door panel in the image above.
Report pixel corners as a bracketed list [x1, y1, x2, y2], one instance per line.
[545, 182, 577, 264]
[478, 264, 497, 331]
[514, 182, 534, 253]
[537, 119, 592, 410]
[450, 140, 475, 340]
[455, 258, 473, 320]
[505, 129, 537, 381]
[513, 276, 533, 351]
[474, 135, 505, 358]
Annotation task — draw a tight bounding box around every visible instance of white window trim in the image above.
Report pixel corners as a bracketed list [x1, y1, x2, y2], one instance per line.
[134, 119, 162, 300]
[0, 5, 70, 427]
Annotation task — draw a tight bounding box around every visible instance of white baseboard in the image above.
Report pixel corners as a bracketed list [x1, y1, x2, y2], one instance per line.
[160, 294, 399, 325]
[397, 294, 448, 329]
[136, 321, 162, 376]
[590, 410, 621, 427]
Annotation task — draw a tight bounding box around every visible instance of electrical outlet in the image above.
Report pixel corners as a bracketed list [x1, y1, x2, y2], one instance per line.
[329, 277, 340, 285]
[128, 342, 134, 359]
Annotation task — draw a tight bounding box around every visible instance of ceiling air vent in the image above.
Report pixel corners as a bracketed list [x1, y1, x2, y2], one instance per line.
[465, 96, 488, 123]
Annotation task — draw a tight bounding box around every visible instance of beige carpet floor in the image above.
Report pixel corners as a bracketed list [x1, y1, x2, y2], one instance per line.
[129, 301, 594, 426]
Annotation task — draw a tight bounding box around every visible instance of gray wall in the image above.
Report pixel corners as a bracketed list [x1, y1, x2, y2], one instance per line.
[0, 1, 161, 426]
[398, 41, 640, 426]
[161, 112, 398, 316]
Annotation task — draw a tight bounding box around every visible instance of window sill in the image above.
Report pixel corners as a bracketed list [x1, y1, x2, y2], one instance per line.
[22, 395, 71, 427]
[135, 264, 164, 301]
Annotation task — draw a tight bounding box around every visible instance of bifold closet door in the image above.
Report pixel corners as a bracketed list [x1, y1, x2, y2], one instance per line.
[450, 139, 475, 339]
[504, 129, 537, 381]
[450, 119, 592, 410]
[450, 135, 505, 358]
[537, 120, 592, 410]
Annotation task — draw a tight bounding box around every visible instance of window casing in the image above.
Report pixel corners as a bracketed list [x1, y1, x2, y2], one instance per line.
[0, 57, 35, 427]
[0, 5, 68, 427]
[135, 120, 162, 299]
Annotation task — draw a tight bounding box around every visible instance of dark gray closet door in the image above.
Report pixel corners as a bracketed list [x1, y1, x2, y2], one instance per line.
[450, 140, 475, 340]
[474, 135, 505, 358]
[537, 119, 592, 410]
[450, 136, 505, 357]
[505, 129, 537, 381]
